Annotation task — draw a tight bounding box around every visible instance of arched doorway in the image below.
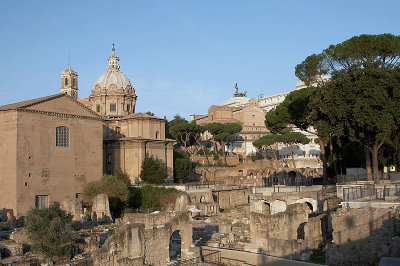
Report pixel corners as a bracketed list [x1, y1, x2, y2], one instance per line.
[288, 171, 296, 185]
[263, 201, 271, 215]
[169, 230, 181, 261]
[305, 202, 314, 213]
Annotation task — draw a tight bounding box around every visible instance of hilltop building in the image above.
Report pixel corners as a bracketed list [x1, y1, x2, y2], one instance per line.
[191, 84, 321, 169]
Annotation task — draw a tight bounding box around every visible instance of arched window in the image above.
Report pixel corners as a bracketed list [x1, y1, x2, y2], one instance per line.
[65, 78, 68, 86]
[56, 126, 69, 147]
[72, 78, 75, 86]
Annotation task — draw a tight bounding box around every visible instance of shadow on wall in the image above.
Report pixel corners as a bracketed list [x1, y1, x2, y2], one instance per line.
[325, 207, 400, 266]
[263, 170, 314, 187]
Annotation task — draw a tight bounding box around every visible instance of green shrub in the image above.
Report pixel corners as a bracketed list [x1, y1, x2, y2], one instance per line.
[246, 153, 257, 162]
[174, 157, 191, 183]
[113, 168, 131, 186]
[127, 185, 179, 212]
[25, 202, 77, 259]
[83, 175, 129, 218]
[140, 154, 168, 184]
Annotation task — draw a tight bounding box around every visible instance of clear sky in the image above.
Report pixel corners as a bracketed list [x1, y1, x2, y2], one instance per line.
[0, 1, 399, 120]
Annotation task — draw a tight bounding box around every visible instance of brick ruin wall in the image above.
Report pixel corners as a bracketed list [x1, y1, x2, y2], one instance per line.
[326, 207, 400, 266]
[250, 203, 326, 259]
[92, 211, 194, 266]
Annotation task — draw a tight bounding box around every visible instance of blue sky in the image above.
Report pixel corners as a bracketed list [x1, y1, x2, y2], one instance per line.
[0, 1, 399, 120]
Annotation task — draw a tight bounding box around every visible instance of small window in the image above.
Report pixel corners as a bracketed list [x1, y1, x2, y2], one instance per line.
[96, 104, 100, 112]
[155, 131, 159, 139]
[35, 195, 49, 209]
[126, 104, 130, 111]
[24, 182, 28, 186]
[65, 78, 68, 86]
[110, 103, 116, 112]
[107, 153, 112, 166]
[115, 127, 121, 134]
[56, 126, 69, 147]
[75, 193, 82, 199]
[72, 78, 75, 86]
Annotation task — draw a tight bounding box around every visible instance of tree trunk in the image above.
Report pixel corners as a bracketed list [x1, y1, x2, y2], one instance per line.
[275, 143, 279, 160]
[364, 146, 373, 181]
[222, 140, 227, 164]
[288, 145, 296, 168]
[371, 144, 380, 184]
[319, 139, 328, 184]
[329, 135, 338, 177]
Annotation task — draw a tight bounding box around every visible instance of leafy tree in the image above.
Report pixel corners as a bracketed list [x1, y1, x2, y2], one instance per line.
[191, 123, 210, 164]
[206, 123, 242, 164]
[173, 150, 192, 183]
[300, 34, 400, 182]
[253, 134, 279, 159]
[264, 86, 330, 179]
[218, 123, 242, 164]
[265, 104, 291, 134]
[25, 202, 77, 259]
[140, 153, 168, 184]
[204, 122, 224, 155]
[83, 175, 129, 217]
[113, 168, 131, 186]
[169, 121, 195, 151]
[166, 114, 187, 139]
[279, 132, 310, 168]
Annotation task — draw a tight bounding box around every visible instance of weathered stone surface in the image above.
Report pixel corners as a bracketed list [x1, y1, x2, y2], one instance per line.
[61, 196, 82, 221]
[326, 207, 400, 266]
[5, 243, 23, 256]
[92, 211, 195, 266]
[162, 192, 191, 212]
[213, 188, 249, 210]
[91, 194, 111, 222]
[250, 203, 326, 259]
[9, 228, 30, 245]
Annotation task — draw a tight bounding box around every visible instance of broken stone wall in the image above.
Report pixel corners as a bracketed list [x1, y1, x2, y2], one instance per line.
[213, 188, 249, 210]
[250, 203, 326, 259]
[93, 211, 194, 266]
[61, 196, 82, 221]
[326, 207, 400, 266]
[92, 223, 145, 266]
[91, 194, 111, 222]
[250, 203, 308, 240]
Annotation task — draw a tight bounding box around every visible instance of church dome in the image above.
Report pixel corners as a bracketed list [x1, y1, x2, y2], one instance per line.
[91, 48, 135, 96]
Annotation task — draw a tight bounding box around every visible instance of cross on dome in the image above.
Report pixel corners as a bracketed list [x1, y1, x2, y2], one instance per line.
[108, 44, 120, 70]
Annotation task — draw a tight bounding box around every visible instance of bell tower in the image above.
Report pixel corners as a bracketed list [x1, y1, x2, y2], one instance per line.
[60, 65, 78, 99]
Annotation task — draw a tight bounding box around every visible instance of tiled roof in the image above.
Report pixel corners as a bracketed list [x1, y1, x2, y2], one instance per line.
[119, 112, 165, 120]
[0, 94, 65, 111]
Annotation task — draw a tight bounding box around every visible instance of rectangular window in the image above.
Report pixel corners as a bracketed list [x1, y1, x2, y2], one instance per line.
[96, 104, 100, 112]
[35, 195, 49, 209]
[107, 153, 112, 166]
[75, 193, 82, 199]
[115, 127, 121, 134]
[56, 126, 69, 147]
[110, 103, 116, 112]
[126, 104, 130, 111]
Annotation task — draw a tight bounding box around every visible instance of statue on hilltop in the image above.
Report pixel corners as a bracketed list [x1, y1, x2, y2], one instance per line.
[233, 83, 247, 97]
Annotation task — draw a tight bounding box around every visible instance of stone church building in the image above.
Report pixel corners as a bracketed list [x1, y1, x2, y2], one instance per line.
[0, 48, 174, 218]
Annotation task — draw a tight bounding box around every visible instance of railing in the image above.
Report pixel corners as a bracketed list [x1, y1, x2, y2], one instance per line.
[201, 248, 250, 265]
[185, 181, 219, 190]
[263, 177, 313, 187]
[342, 185, 400, 201]
[338, 172, 400, 184]
[343, 186, 376, 201]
